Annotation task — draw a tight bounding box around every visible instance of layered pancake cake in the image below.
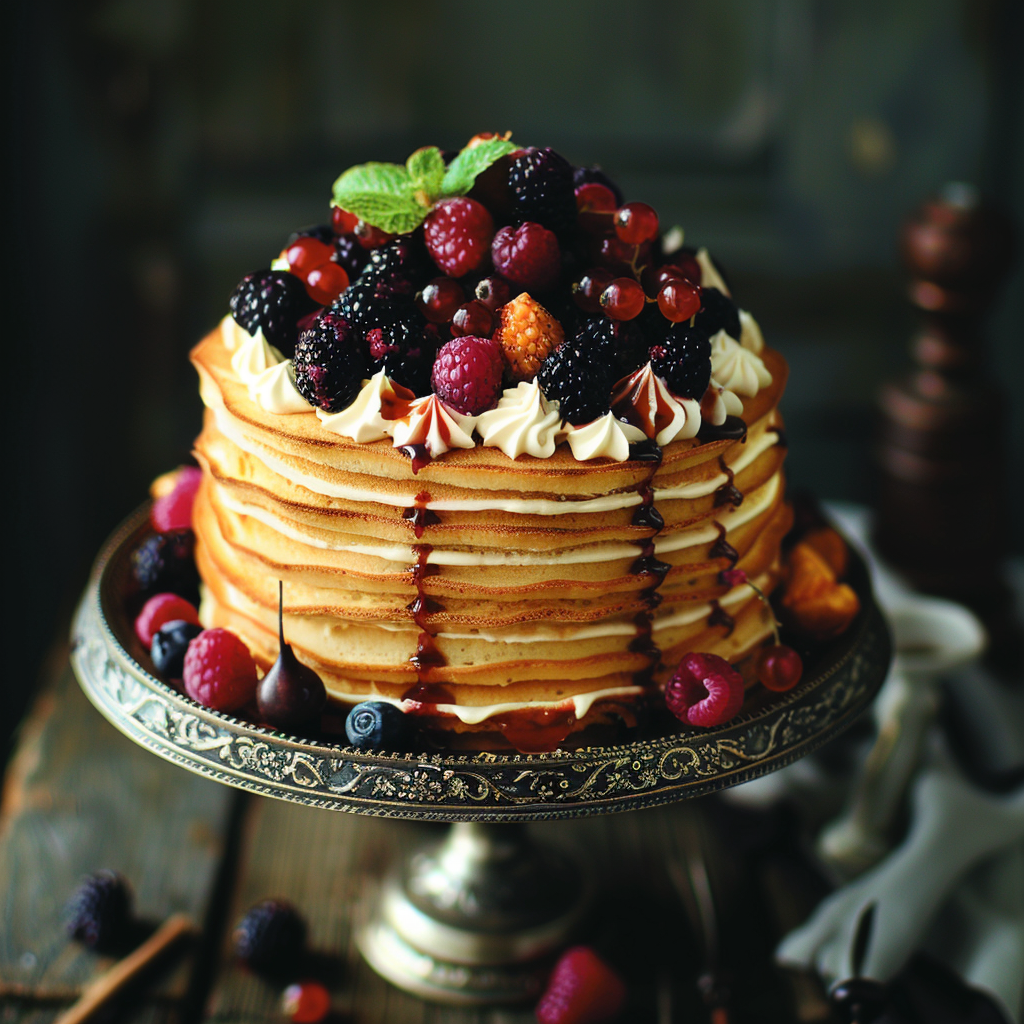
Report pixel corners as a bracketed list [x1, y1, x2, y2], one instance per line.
[189, 135, 795, 751]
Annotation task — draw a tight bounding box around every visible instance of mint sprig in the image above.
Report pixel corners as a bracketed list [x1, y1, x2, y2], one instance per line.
[331, 137, 517, 234]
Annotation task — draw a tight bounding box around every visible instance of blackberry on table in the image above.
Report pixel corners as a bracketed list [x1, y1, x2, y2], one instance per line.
[694, 286, 741, 341]
[228, 269, 319, 358]
[508, 148, 577, 234]
[537, 332, 620, 425]
[649, 324, 712, 399]
[132, 530, 199, 601]
[233, 899, 307, 978]
[65, 870, 133, 952]
[293, 311, 369, 413]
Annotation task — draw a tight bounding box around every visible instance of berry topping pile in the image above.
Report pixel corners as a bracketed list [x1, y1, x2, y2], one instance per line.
[225, 133, 759, 446]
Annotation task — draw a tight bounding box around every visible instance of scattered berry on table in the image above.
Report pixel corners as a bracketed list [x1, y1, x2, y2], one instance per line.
[417, 277, 465, 323]
[694, 286, 741, 341]
[345, 701, 412, 750]
[331, 206, 359, 236]
[150, 466, 201, 533]
[282, 981, 332, 1023]
[508, 147, 577, 233]
[431, 336, 504, 415]
[131, 530, 199, 600]
[613, 202, 659, 245]
[450, 300, 495, 338]
[228, 269, 319, 359]
[135, 592, 200, 647]
[305, 261, 349, 305]
[293, 311, 370, 413]
[491, 222, 561, 292]
[151, 619, 204, 678]
[648, 324, 712, 399]
[535, 945, 626, 1024]
[599, 278, 646, 321]
[664, 652, 745, 727]
[474, 274, 512, 312]
[572, 269, 615, 314]
[656, 277, 702, 323]
[756, 644, 803, 692]
[354, 220, 394, 249]
[182, 628, 258, 712]
[537, 333, 619, 425]
[65, 870, 133, 952]
[424, 197, 494, 278]
[331, 233, 368, 278]
[572, 165, 624, 206]
[233, 899, 307, 978]
[494, 292, 564, 381]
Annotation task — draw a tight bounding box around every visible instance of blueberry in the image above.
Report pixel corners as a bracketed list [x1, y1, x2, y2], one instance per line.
[345, 701, 411, 751]
[233, 899, 307, 978]
[151, 619, 203, 678]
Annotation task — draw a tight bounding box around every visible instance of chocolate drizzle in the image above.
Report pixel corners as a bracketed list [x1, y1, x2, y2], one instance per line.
[632, 483, 665, 530]
[628, 439, 663, 462]
[713, 456, 744, 508]
[698, 415, 747, 443]
[708, 599, 736, 636]
[710, 521, 739, 569]
[407, 543, 446, 676]
[402, 490, 440, 538]
[399, 444, 431, 475]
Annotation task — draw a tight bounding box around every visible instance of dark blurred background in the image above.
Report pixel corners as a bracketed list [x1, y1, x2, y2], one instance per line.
[5, 0, 1023, 765]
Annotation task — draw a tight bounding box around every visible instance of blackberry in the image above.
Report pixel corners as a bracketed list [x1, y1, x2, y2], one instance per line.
[694, 287, 741, 341]
[538, 332, 619, 425]
[332, 234, 368, 278]
[650, 324, 712, 399]
[233, 899, 307, 978]
[362, 236, 432, 300]
[293, 311, 369, 413]
[287, 223, 333, 246]
[365, 305, 436, 395]
[639, 300, 672, 347]
[228, 269, 319, 359]
[377, 347, 435, 397]
[574, 316, 647, 377]
[132, 530, 199, 601]
[508, 147, 577, 234]
[65, 870, 133, 952]
[572, 165, 624, 207]
[332, 276, 380, 333]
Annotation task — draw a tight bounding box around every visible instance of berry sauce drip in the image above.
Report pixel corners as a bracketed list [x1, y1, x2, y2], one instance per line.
[697, 415, 748, 443]
[708, 599, 736, 637]
[769, 424, 788, 448]
[407, 544, 446, 675]
[399, 444, 432, 475]
[713, 456, 744, 508]
[491, 706, 578, 755]
[631, 483, 665, 530]
[401, 490, 440, 539]
[710, 522, 740, 583]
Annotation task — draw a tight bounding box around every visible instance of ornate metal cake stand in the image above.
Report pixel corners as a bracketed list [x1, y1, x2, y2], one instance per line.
[71, 506, 891, 1004]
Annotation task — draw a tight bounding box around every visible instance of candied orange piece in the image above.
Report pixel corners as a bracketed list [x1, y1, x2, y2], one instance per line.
[802, 526, 849, 578]
[782, 541, 860, 640]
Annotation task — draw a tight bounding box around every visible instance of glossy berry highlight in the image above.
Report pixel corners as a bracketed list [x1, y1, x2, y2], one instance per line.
[756, 644, 803, 692]
[417, 277, 464, 323]
[614, 202, 659, 245]
[657, 277, 702, 322]
[599, 278, 645, 321]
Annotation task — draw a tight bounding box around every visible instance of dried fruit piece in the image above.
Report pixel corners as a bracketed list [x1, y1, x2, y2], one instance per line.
[494, 292, 564, 380]
[781, 542, 860, 640]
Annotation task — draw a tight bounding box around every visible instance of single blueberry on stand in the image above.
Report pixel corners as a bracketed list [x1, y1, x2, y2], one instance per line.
[345, 701, 411, 751]
[151, 620, 203, 678]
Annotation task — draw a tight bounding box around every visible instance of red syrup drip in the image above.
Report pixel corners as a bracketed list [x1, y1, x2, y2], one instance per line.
[708, 599, 736, 637]
[491, 705, 577, 754]
[713, 456, 744, 508]
[769, 424, 788, 448]
[406, 543, 447, 678]
[401, 490, 440, 539]
[399, 444, 431, 475]
[710, 521, 740, 584]
[401, 681, 456, 716]
[631, 483, 665, 530]
[628, 445, 668, 685]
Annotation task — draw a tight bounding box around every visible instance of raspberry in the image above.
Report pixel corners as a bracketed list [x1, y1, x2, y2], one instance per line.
[537, 331, 619, 425]
[131, 530, 199, 600]
[332, 234, 368, 278]
[492, 223, 561, 293]
[694, 286, 741, 340]
[293, 311, 369, 412]
[233, 899, 307, 978]
[182, 628, 258, 712]
[424, 197, 494, 278]
[572, 165, 624, 207]
[664, 652, 745, 727]
[648, 324, 711, 399]
[135, 592, 200, 647]
[229, 269, 319, 358]
[536, 946, 626, 1024]
[150, 466, 201, 532]
[431, 336, 504, 415]
[508, 147, 577, 233]
[574, 316, 647, 378]
[494, 293, 564, 381]
[65, 870, 133, 952]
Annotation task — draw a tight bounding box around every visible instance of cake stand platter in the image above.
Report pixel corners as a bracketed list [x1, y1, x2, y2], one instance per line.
[71, 505, 891, 1004]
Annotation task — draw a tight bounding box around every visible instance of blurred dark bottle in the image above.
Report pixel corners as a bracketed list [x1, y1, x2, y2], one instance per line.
[875, 183, 1019, 672]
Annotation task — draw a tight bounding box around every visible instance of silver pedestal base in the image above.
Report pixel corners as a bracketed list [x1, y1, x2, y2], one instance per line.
[357, 822, 588, 1004]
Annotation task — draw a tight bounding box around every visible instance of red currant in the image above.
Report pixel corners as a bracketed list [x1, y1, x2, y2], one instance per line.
[417, 277, 464, 323]
[657, 278, 702, 322]
[281, 981, 331, 1023]
[572, 268, 615, 313]
[575, 183, 618, 233]
[756, 645, 803, 692]
[614, 202, 659, 245]
[665, 254, 702, 285]
[599, 277, 646, 320]
[331, 206, 359, 235]
[474, 275, 512, 312]
[451, 300, 495, 337]
[641, 264, 679, 296]
[285, 237, 334, 280]
[354, 220, 394, 250]
[593, 234, 637, 273]
[305, 262, 349, 305]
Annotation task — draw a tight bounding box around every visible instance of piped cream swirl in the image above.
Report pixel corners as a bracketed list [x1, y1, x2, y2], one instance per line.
[389, 394, 476, 457]
[611, 362, 702, 445]
[710, 330, 773, 398]
[476, 380, 562, 459]
[318, 370, 411, 443]
[229, 326, 311, 414]
[565, 412, 647, 462]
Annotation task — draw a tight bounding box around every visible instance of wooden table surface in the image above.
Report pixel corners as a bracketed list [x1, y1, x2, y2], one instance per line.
[0, 656, 836, 1024]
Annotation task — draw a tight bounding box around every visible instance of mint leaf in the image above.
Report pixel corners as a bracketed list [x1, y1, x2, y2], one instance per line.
[440, 138, 517, 197]
[333, 161, 411, 200]
[406, 147, 445, 200]
[332, 161, 429, 233]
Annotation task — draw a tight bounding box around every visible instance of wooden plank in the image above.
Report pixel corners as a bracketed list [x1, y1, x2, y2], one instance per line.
[0, 653, 236, 1017]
